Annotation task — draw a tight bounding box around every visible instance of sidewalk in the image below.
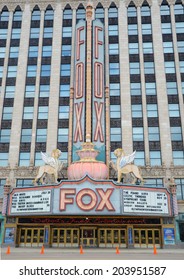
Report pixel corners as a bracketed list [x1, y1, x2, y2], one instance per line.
[1, 247, 184, 260]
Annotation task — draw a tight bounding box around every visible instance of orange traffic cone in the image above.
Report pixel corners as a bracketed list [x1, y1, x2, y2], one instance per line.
[6, 246, 10, 255]
[153, 245, 157, 255]
[80, 245, 84, 254]
[40, 245, 44, 254]
[116, 247, 120, 254]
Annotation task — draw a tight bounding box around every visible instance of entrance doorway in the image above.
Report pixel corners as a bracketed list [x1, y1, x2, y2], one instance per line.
[99, 228, 127, 248]
[80, 227, 97, 247]
[134, 228, 161, 248]
[52, 228, 79, 247]
[19, 228, 44, 247]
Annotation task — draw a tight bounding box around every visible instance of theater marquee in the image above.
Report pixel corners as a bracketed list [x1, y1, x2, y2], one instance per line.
[7, 176, 172, 217]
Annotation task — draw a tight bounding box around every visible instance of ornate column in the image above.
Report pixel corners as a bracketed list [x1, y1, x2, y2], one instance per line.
[105, 86, 110, 174]
[2, 179, 11, 216]
[68, 88, 74, 165]
[68, 8, 76, 165]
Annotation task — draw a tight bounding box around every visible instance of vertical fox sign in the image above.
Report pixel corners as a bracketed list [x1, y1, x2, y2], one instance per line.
[73, 21, 86, 161]
[92, 20, 105, 161]
[73, 18, 105, 162]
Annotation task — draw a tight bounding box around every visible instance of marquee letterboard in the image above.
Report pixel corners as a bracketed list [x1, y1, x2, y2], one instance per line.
[10, 190, 51, 214]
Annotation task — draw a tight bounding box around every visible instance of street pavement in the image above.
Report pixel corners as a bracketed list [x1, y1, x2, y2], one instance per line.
[1, 247, 184, 260]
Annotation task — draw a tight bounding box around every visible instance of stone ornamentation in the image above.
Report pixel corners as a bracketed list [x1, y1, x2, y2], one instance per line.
[110, 148, 144, 184]
[34, 149, 64, 185]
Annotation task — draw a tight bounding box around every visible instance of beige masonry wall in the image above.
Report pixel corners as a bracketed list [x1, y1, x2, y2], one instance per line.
[0, 0, 183, 187]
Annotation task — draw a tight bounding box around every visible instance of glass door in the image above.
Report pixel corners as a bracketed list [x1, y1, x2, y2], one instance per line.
[52, 228, 79, 247]
[19, 228, 44, 247]
[99, 229, 127, 248]
[80, 228, 97, 247]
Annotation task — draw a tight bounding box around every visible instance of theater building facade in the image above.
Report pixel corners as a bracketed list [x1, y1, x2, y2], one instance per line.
[0, 0, 184, 247]
[2, 175, 178, 248]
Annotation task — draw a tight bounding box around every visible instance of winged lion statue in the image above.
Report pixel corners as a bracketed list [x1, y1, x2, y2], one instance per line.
[110, 148, 143, 184]
[34, 149, 64, 185]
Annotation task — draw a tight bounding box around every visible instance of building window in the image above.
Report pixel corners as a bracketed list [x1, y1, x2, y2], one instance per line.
[145, 83, 156, 95]
[150, 151, 161, 166]
[171, 126, 182, 141]
[164, 61, 176, 74]
[109, 63, 120, 75]
[108, 6, 118, 18]
[173, 151, 184, 165]
[19, 152, 30, 166]
[0, 10, 9, 21]
[61, 45, 71, 56]
[60, 64, 71, 76]
[58, 128, 69, 142]
[23, 107, 34, 120]
[110, 127, 122, 141]
[21, 129, 32, 143]
[133, 127, 144, 141]
[109, 44, 119, 55]
[148, 127, 160, 141]
[110, 105, 121, 118]
[27, 65, 37, 77]
[175, 178, 184, 200]
[25, 85, 35, 98]
[63, 8, 72, 19]
[129, 43, 139, 54]
[30, 28, 40, 38]
[131, 104, 143, 118]
[16, 179, 33, 188]
[144, 62, 155, 74]
[13, 10, 22, 21]
[34, 152, 43, 166]
[0, 129, 11, 143]
[110, 83, 120, 96]
[147, 104, 158, 118]
[62, 27, 72, 37]
[0, 179, 6, 198]
[0, 153, 9, 166]
[163, 42, 174, 53]
[143, 42, 153, 54]
[168, 104, 180, 117]
[5, 86, 15, 98]
[144, 178, 163, 188]
[166, 82, 178, 95]
[36, 128, 47, 142]
[28, 46, 38, 58]
[7, 66, 17, 78]
[31, 9, 41, 21]
[59, 106, 69, 119]
[39, 85, 50, 97]
[41, 65, 51, 77]
[60, 84, 70, 97]
[42, 46, 52, 57]
[130, 62, 140, 75]
[108, 25, 118, 36]
[9, 47, 19, 58]
[134, 151, 145, 166]
[38, 106, 48, 119]
[131, 83, 141, 96]
[2, 107, 13, 120]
